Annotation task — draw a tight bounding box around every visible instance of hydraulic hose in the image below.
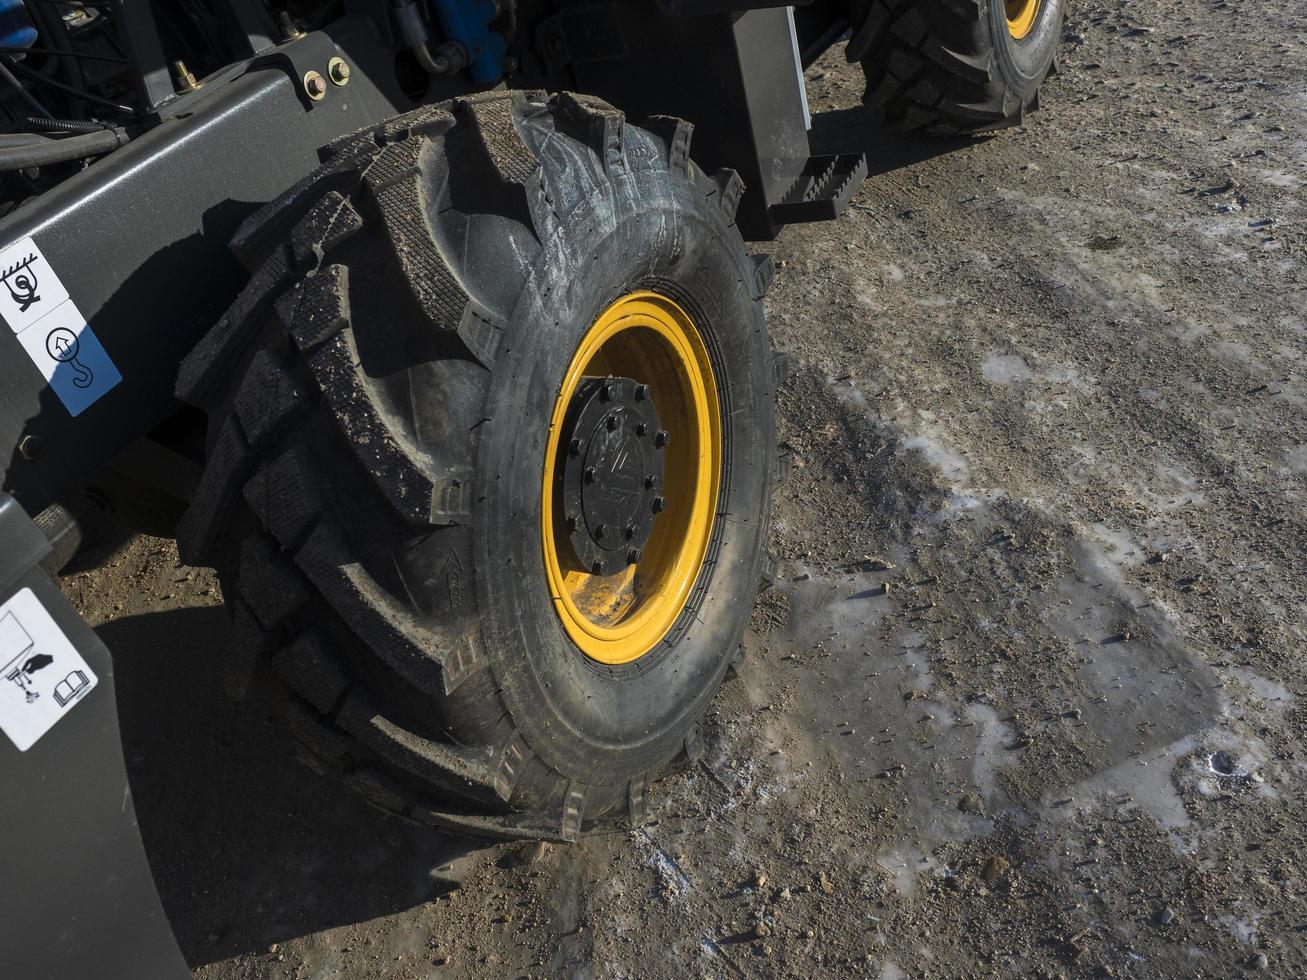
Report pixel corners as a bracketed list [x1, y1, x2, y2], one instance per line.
[0, 127, 127, 171]
[26, 115, 111, 134]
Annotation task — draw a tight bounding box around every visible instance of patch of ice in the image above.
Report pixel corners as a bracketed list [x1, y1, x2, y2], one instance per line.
[1228, 668, 1294, 711]
[903, 433, 970, 484]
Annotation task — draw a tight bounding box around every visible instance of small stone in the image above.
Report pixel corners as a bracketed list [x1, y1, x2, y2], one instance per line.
[761, 944, 774, 957]
[268, 944, 279, 954]
[1157, 907, 1176, 926]
[818, 871, 835, 895]
[755, 923, 772, 938]
[980, 856, 1011, 882]
[805, 928, 816, 940]
[777, 887, 793, 902]
[753, 868, 769, 890]
[958, 793, 985, 815]
[520, 840, 550, 865]
[1251, 953, 1269, 970]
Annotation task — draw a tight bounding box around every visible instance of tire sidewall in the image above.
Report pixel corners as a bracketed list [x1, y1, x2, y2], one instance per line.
[474, 183, 772, 785]
[989, 0, 1063, 94]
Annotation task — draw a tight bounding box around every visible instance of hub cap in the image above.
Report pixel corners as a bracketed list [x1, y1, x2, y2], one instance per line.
[542, 293, 721, 665]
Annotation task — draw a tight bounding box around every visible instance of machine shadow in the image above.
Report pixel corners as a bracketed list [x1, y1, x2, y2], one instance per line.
[101, 605, 479, 970]
[808, 103, 974, 180]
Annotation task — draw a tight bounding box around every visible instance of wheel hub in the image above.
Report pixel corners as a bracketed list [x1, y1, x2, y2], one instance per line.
[560, 377, 667, 576]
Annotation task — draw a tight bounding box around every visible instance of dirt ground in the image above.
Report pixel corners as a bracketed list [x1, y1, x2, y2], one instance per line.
[61, 1, 1306, 976]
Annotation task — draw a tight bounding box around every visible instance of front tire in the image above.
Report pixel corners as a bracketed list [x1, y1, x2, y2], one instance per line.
[848, 0, 1064, 134]
[174, 91, 777, 841]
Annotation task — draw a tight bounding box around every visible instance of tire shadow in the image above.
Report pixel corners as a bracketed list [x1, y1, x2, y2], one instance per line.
[101, 606, 478, 970]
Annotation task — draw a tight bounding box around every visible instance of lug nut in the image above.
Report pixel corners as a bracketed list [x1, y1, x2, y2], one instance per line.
[636, 422, 648, 436]
[590, 559, 605, 575]
[600, 383, 615, 401]
[635, 384, 651, 401]
[565, 513, 578, 531]
[652, 496, 667, 513]
[568, 437, 583, 456]
[594, 523, 607, 539]
[303, 70, 327, 101]
[606, 415, 620, 431]
[627, 548, 642, 564]
[327, 57, 351, 86]
[624, 525, 635, 540]
[584, 467, 597, 483]
[654, 431, 670, 448]
[644, 475, 657, 489]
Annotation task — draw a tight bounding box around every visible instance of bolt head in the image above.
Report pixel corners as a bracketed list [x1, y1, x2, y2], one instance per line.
[627, 548, 642, 564]
[584, 467, 597, 484]
[635, 384, 651, 401]
[590, 559, 605, 575]
[644, 475, 657, 489]
[652, 496, 667, 513]
[624, 525, 635, 540]
[606, 415, 620, 431]
[600, 383, 615, 401]
[636, 422, 648, 437]
[17, 434, 42, 461]
[304, 71, 327, 100]
[654, 431, 670, 448]
[594, 523, 607, 539]
[568, 437, 583, 456]
[565, 513, 578, 531]
[328, 58, 351, 85]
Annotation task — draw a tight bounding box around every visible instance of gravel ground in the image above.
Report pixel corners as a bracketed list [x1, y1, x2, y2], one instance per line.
[62, 1, 1306, 976]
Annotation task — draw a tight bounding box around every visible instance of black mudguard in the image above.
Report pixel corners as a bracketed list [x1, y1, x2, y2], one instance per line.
[0, 493, 188, 980]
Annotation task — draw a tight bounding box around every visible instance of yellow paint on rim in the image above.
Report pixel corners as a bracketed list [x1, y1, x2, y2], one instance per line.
[1005, 0, 1040, 40]
[541, 292, 720, 665]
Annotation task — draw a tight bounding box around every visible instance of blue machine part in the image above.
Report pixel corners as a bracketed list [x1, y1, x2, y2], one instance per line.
[429, 0, 508, 86]
[0, 0, 37, 50]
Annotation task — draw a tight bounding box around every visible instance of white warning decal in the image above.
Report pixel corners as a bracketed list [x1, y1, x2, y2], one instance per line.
[0, 588, 98, 751]
[0, 235, 120, 416]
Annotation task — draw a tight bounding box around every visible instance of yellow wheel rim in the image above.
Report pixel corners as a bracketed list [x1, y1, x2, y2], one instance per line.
[1005, 0, 1040, 40]
[541, 292, 721, 665]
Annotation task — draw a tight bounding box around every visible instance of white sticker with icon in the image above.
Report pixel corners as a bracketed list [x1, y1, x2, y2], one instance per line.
[0, 235, 120, 416]
[0, 588, 98, 752]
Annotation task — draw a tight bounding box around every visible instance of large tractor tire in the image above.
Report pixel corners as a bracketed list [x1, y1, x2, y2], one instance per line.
[173, 91, 778, 841]
[848, 0, 1064, 134]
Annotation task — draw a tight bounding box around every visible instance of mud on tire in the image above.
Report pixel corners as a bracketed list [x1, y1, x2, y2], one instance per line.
[848, 0, 1064, 134]
[174, 91, 777, 841]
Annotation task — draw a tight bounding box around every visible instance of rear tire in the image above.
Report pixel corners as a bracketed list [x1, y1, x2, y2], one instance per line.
[174, 91, 777, 841]
[848, 0, 1064, 134]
